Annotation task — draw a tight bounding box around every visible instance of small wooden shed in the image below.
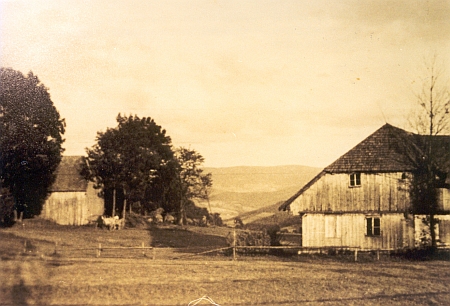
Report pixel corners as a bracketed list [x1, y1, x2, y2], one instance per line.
[42, 156, 104, 225]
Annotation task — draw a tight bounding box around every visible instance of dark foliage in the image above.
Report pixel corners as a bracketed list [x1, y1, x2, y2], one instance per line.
[174, 147, 212, 224]
[234, 216, 244, 228]
[0, 188, 15, 227]
[0, 68, 65, 218]
[208, 212, 223, 226]
[82, 114, 177, 215]
[185, 200, 209, 225]
[392, 247, 450, 261]
[265, 224, 282, 246]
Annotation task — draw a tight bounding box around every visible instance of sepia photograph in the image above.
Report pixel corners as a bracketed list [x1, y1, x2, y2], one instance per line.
[1, 1, 450, 305]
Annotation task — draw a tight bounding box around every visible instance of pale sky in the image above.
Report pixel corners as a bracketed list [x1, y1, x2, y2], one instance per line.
[1, 0, 449, 168]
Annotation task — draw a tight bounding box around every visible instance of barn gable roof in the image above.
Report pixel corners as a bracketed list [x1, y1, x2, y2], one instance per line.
[279, 124, 450, 211]
[324, 124, 416, 173]
[49, 156, 88, 192]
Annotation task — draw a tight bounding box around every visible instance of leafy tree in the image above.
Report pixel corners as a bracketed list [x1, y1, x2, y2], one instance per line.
[174, 147, 212, 224]
[0, 68, 65, 219]
[406, 56, 450, 250]
[82, 114, 175, 218]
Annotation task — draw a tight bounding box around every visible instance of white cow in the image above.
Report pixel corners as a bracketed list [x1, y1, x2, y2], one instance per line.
[164, 214, 175, 224]
[149, 208, 165, 224]
[100, 216, 119, 230]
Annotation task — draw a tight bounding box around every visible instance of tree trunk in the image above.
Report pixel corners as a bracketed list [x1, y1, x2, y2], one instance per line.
[178, 199, 184, 225]
[430, 214, 437, 252]
[112, 188, 116, 217]
[122, 189, 127, 222]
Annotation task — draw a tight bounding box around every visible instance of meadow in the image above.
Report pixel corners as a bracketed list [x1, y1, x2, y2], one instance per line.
[1, 218, 450, 305]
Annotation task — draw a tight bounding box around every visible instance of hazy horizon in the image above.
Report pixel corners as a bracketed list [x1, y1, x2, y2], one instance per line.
[2, 1, 449, 168]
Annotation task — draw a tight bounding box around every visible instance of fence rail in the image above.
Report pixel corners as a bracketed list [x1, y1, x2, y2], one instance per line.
[52, 242, 155, 258]
[34, 237, 450, 261]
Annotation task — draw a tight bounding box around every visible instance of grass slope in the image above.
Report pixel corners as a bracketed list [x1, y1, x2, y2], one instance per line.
[1, 219, 450, 305]
[199, 165, 320, 221]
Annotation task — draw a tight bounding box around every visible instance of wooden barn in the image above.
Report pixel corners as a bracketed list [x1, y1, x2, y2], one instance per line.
[42, 156, 104, 225]
[279, 124, 450, 250]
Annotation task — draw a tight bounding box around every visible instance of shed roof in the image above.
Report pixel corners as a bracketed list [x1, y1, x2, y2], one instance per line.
[49, 156, 88, 192]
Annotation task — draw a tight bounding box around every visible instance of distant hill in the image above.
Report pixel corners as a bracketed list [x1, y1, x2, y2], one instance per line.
[196, 165, 320, 222]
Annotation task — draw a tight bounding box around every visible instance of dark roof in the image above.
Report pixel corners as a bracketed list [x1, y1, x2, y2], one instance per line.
[49, 156, 88, 192]
[279, 124, 450, 211]
[324, 124, 416, 173]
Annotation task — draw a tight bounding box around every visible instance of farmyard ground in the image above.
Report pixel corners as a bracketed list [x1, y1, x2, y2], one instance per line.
[1, 218, 449, 305]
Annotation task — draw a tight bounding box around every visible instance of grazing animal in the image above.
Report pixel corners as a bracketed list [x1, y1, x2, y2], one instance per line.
[115, 217, 125, 230]
[154, 214, 163, 223]
[149, 208, 165, 224]
[100, 216, 119, 230]
[164, 214, 175, 224]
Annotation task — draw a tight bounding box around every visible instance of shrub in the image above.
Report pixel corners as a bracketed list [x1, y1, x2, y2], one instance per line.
[234, 217, 244, 228]
[209, 213, 223, 226]
[0, 188, 15, 227]
[265, 225, 281, 246]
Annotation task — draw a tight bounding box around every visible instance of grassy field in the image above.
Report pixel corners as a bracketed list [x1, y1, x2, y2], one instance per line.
[1, 218, 450, 305]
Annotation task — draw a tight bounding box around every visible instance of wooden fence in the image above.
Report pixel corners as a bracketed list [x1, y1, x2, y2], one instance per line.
[51, 241, 155, 259]
[26, 235, 450, 261]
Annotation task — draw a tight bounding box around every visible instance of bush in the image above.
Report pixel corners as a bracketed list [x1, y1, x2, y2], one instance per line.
[125, 212, 150, 228]
[265, 225, 281, 246]
[393, 247, 448, 261]
[185, 201, 209, 226]
[209, 213, 223, 226]
[0, 188, 15, 227]
[234, 217, 244, 228]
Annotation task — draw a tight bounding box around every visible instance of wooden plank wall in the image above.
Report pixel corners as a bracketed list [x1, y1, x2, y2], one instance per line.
[438, 215, 450, 246]
[290, 172, 410, 215]
[43, 192, 87, 225]
[438, 188, 450, 212]
[42, 183, 104, 225]
[85, 182, 104, 221]
[302, 213, 411, 250]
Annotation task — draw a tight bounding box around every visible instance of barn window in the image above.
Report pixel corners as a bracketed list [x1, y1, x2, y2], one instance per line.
[365, 217, 381, 236]
[349, 173, 361, 187]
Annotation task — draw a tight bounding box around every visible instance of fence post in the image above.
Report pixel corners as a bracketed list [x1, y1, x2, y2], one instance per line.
[97, 243, 101, 258]
[233, 227, 237, 261]
[354, 248, 358, 262]
[377, 250, 380, 261]
[142, 242, 145, 257]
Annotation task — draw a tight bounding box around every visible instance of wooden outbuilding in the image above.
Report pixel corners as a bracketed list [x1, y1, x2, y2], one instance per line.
[280, 124, 450, 250]
[42, 156, 104, 225]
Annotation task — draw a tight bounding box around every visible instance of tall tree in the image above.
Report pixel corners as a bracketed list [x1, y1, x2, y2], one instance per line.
[407, 56, 450, 249]
[174, 147, 212, 224]
[0, 68, 65, 219]
[82, 114, 175, 218]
